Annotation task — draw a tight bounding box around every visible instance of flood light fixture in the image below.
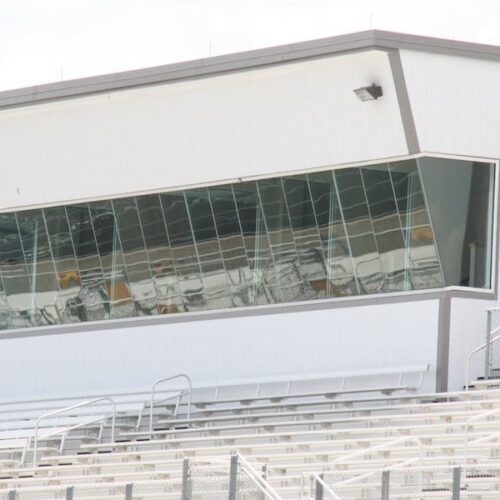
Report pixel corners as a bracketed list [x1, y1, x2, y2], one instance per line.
[353, 83, 383, 101]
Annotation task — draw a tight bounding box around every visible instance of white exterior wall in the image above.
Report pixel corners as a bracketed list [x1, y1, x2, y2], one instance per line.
[0, 50, 408, 211]
[447, 297, 499, 391]
[401, 49, 500, 159]
[400, 48, 500, 391]
[0, 42, 499, 399]
[0, 300, 439, 400]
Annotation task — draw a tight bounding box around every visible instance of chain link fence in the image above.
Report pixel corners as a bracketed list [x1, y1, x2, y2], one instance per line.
[189, 460, 231, 499]
[310, 463, 500, 499]
[6, 461, 500, 499]
[0, 455, 276, 499]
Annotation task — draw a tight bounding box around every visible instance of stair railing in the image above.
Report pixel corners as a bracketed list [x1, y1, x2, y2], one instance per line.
[236, 452, 282, 500]
[463, 407, 500, 463]
[33, 396, 116, 466]
[148, 374, 192, 433]
[465, 327, 500, 391]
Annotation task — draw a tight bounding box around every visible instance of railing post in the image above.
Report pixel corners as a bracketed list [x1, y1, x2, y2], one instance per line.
[381, 470, 390, 500]
[260, 464, 267, 500]
[66, 486, 74, 500]
[8, 491, 16, 500]
[315, 473, 324, 500]
[485, 310, 492, 380]
[452, 467, 461, 500]
[181, 458, 191, 500]
[125, 482, 133, 500]
[228, 454, 238, 500]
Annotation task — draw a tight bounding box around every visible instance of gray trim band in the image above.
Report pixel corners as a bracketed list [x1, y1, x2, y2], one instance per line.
[387, 50, 420, 154]
[2, 30, 500, 110]
[0, 287, 493, 341]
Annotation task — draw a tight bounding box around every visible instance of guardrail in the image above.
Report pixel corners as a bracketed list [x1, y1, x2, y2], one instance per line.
[236, 452, 282, 500]
[463, 406, 500, 463]
[148, 374, 192, 433]
[465, 328, 500, 391]
[32, 397, 116, 466]
[332, 436, 424, 467]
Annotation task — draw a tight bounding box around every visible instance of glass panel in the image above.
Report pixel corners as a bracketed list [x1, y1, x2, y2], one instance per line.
[233, 182, 279, 305]
[136, 194, 181, 315]
[0, 214, 36, 328]
[307, 172, 358, 297]
[257, 178, 303, 303]
[160, 192, 207, 312]
[209, 185, 254, 307]
[418, 157, 494, 288]
[282, 176, 328, 300]
[0, 156, 492, 331]
[390, 160, 444, 290]
[185, 188, 232, 310]
[89, 201, 136, 319]
[361, 166, 407, 292]
[17, 209, 60, 326]
[334, 168, 385, 295]
[112, 198, 156, 315]
[0, 274, 10, 330]
[44, 206, 83, 323]
[65, 204, 109, 322]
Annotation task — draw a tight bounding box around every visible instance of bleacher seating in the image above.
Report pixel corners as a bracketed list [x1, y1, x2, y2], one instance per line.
[0, 368, 499, 498]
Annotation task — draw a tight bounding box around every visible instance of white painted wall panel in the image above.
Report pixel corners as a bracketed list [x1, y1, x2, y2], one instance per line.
[448, 297, 500, 391]
[0, 300, 438, 400]
[0, 50, 407, 211]
[401, 49, 500, 158]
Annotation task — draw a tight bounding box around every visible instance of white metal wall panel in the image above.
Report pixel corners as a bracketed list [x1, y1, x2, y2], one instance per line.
[401, 49, 500, 158]
[0, 50, 407, 211]
[448, 297, 500, 391]
[0, 300, 439, 400]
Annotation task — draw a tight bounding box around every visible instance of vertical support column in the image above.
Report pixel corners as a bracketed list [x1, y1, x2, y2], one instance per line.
[66, 486, 74, 500]
[436, 295, 451, 392]
[125, 483, 133, 500]
[381, 470, 390, 500]
[260, 465, 268, 500]
[181, 458, 191, 500]
[485, 310, 492, 380]
[7, 491, 16, 500]
[228, 454, 238, 500]
[452, 467, 461, 500]
[315, 474, 324, 500]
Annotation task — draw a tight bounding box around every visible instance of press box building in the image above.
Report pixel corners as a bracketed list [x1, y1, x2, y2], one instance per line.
[0, 30, 498, 400]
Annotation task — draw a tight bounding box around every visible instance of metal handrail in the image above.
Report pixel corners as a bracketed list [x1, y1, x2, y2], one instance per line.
[331, 436, 424, 493]
[332, 436, 424, 466]
[328, 457, 420, 489]
[465, 327, 500, 391]
[463, 407, 500, 463]
[236, 453, 282, 500]
[149, 374, 192, 433]
[33, 397, 116, 467]
[468, 430, 500, 448]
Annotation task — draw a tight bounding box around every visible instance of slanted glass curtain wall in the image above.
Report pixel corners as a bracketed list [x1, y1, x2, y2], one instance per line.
[0, 156, 494, 330]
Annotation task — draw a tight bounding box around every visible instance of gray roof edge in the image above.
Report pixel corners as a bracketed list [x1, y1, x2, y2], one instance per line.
[1, 29, 499, 110]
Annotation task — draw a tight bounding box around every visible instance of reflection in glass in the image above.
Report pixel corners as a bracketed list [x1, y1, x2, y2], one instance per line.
[334, 168, 385, 295]
[0, 157, 493, 331]
[161, 193, 206, 312]
[307, 172, 358, 297]
[390, 161, 444, 290]
[282, 176, 327, 300]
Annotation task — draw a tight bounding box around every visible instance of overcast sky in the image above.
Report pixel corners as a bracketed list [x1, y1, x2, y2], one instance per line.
[1, 0, 500, 91]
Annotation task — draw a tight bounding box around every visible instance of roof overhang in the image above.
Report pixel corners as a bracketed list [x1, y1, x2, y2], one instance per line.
[2, 29, 500, 110]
